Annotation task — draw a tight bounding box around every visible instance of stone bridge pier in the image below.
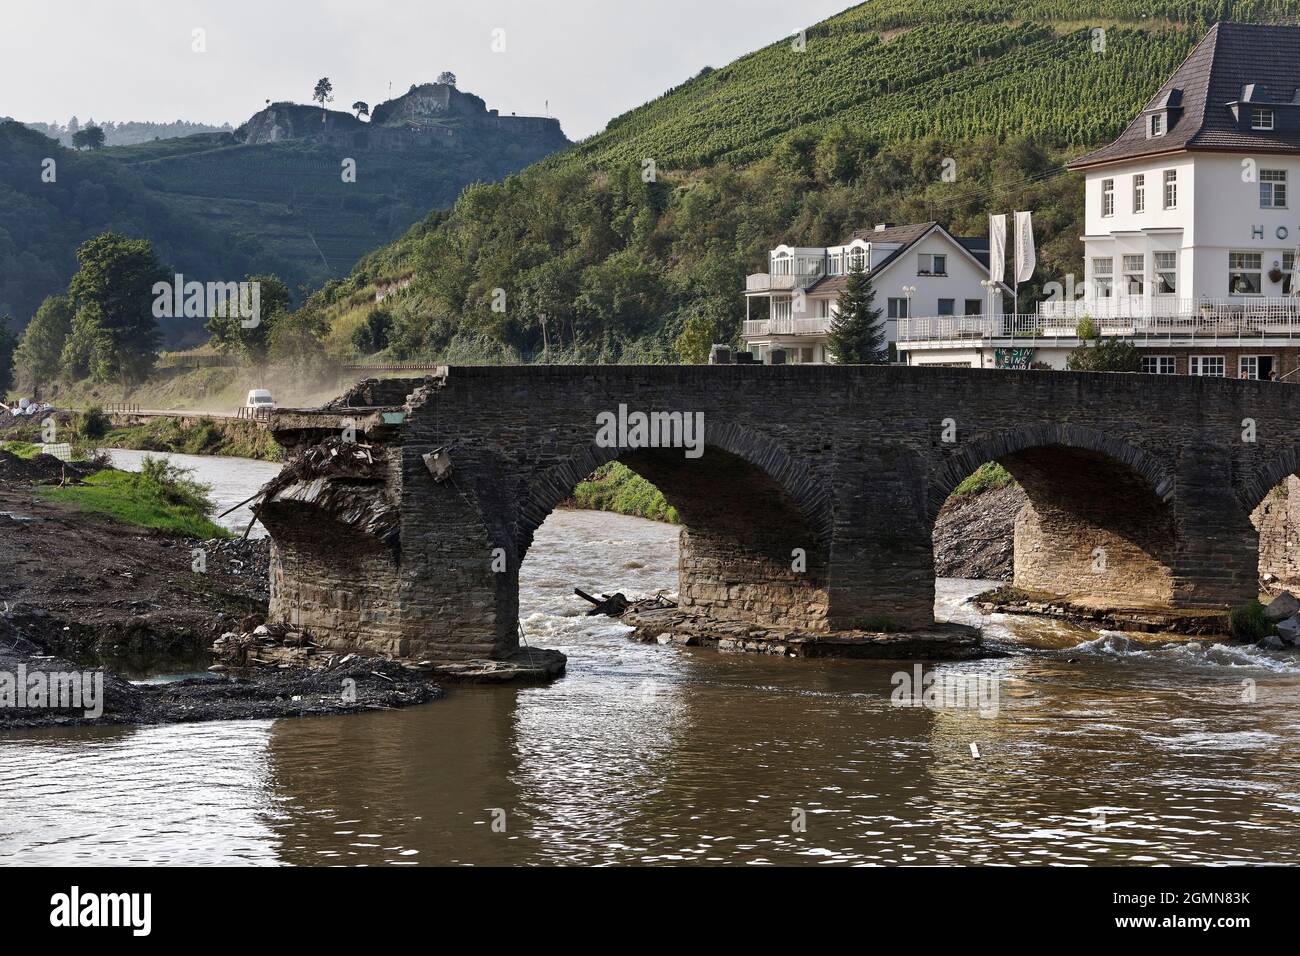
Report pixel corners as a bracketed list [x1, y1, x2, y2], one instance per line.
[253, 366, 1300, 662]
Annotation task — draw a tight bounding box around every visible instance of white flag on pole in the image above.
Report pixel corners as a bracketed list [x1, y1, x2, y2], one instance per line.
[1014, 210, 1036, 284]
[988, 214, 1007, 285]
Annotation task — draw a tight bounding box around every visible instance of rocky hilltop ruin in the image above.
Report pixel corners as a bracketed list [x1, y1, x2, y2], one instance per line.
[237, 81, 567, 152]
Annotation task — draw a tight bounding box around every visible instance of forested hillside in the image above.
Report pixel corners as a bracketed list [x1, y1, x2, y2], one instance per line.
[0, 121, 277, 340]
[318, 0, 1300, 364]
[1, 83, 568, 343]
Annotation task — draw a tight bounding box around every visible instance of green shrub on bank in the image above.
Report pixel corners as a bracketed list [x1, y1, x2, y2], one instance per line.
[570, 462, 680, 524]
[78, 406, 111, 440]
[1228, 600, 1273, 642]
[40, 463, 229, 539]
[952, 462, 1016, 497]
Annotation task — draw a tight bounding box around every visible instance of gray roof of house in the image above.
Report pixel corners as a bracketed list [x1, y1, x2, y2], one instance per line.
[1070, 21, 1300, 169]
[803, 222, 994, 295]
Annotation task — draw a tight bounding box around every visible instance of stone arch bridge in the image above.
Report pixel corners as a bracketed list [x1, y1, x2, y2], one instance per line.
[254, 366, 1300, 661]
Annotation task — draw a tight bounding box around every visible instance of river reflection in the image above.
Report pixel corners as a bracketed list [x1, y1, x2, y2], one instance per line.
[2, 507, 1300, 865]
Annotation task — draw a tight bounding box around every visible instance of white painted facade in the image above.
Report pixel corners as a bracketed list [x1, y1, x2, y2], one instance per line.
[742, 223, 1005, 363]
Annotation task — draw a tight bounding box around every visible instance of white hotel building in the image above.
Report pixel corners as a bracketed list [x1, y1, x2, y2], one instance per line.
[901, 20, 1300, 378]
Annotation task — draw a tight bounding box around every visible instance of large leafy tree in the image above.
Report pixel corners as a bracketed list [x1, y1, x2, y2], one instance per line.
[205, 273, 292, 364]
[71, 125, 105, 150]
[828, 265, 886, 364]
[14, 294, 73, 390]
[62, 232, 168, 387]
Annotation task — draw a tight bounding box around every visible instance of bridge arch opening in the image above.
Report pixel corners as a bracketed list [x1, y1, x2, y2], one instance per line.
[930, 437, 1177, 612]
[518, 441, 832, 634]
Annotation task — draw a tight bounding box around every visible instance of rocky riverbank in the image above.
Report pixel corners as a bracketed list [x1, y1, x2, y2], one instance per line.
[0, 458, 444, 729]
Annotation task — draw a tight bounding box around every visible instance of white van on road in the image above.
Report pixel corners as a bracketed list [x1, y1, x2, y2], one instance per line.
[245, 389, 275, 412]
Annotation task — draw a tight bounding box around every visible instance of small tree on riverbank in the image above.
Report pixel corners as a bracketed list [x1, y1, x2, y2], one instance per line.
[828, 265, 885, 364]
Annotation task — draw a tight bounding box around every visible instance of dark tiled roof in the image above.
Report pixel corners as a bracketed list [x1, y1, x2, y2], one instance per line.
[803, 224, 1002, 294]
[1070, 21, 1300, 169]
[845, 221, 937, 245]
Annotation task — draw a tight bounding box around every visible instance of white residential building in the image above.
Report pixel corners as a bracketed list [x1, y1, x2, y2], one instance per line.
[742, 221, 1008, 363]
[900, 21, 1300, 378]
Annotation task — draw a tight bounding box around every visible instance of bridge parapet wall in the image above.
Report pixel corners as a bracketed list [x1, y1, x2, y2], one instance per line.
[257, 365, 1300, 659]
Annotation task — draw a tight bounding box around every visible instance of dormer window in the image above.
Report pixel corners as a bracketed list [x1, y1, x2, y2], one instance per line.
[1252, 106, 1275, 130]
[917, 253, 946, 276]
[1150, 113, 1166, 136]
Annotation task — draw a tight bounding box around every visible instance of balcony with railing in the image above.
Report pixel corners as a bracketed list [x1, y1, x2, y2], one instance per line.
[901, 297, 1300, 346]
[745, 262, 825, 294]
[743, 317, 832, 337]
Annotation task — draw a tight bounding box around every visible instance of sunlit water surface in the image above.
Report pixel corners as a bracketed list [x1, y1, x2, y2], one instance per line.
[3, 458, 1299, 865]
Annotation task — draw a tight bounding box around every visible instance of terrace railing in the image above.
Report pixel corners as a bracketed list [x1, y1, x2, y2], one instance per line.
[901, 298, 1300, 343]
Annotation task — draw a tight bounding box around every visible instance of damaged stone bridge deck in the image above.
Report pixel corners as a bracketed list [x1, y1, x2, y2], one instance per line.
[253, 365, 1300, 662]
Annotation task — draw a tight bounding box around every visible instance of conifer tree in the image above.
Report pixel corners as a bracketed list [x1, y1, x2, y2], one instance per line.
[828, 265, 886, 364]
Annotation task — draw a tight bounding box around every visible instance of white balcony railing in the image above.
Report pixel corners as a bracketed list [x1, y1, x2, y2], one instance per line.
[744, 317, 832, 337]
[745, 267, 824, 293]
[900, 301, 1300, 344]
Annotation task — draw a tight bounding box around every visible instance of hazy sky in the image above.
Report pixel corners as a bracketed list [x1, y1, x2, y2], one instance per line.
[0, 0, 851, 139]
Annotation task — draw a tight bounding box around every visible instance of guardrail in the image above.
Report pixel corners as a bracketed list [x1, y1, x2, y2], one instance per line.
[237, 405, 272, 422]
[104, 402, 141, 414]
[901, 310, 1300, 343]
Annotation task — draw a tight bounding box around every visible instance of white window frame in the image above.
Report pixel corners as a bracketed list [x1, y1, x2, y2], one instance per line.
[1261, 169, 1288, 208]
[1190, 355, 1226, 377]
[1229, 251, 1263, 295]
[1252, 106, 1276, 131]
[1133, 173, 1145, 213]
[1153, 251, 1177, 295]
[917, 253, 947, 276]
[1122, 254, 1145, 295]
[1163, 169, 1177, 209]
[1239, 355, 1261, 380]
[1102, 178, 1115, 217]
[1091, 257, 1114, 298]
[1140, 355, 1176, 375]
[886, 297, 909, 319]
[1150, 113, 1165, 137]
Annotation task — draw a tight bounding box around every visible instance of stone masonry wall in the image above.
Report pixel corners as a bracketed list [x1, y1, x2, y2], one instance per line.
[266, 365, 1300, 659]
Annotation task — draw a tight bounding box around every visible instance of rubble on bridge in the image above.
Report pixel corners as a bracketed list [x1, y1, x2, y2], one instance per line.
[251, 436, 400, 544]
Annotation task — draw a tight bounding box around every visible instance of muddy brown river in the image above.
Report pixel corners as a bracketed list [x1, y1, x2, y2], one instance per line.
[2, 457, 1299, 865]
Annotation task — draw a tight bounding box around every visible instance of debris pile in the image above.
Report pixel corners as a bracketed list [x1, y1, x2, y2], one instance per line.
[574, 588, 630, 616]
[211, 624, 567, 683]
[621, 598, 990, 660]
[249, 436, 399, 543]
[0, 449, 101, 485]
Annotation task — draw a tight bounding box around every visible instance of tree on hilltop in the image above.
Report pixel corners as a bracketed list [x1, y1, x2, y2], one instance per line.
[312, 77, 334, 112]
[352, 101, 369, 120]
[437, 71, 457, 87]
[71, 125, 105, 150]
